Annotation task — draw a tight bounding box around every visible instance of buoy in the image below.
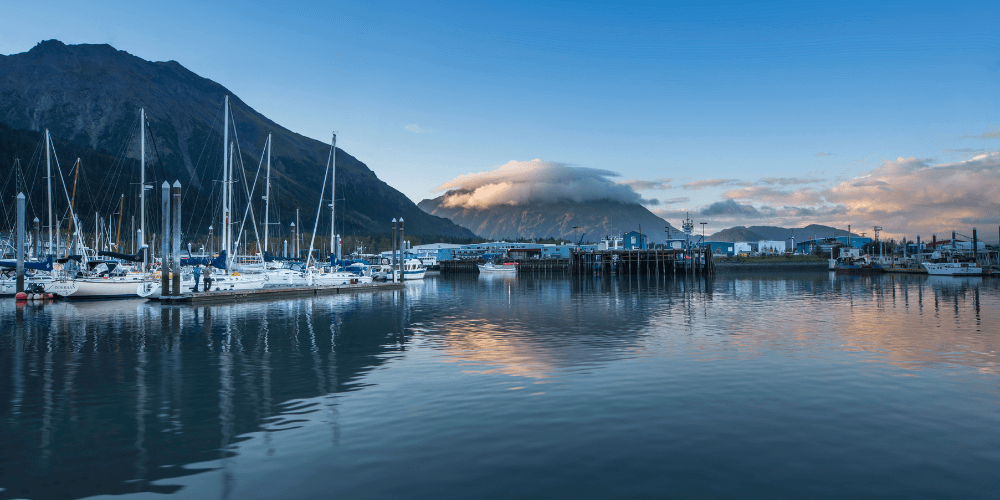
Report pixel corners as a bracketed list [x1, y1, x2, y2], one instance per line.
[15, 292, 27, 301]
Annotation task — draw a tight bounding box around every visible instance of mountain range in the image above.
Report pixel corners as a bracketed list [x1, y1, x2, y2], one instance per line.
[0, 40, 474, 240]
[708, 224, 857, 242]
[417, 193, 676, 243]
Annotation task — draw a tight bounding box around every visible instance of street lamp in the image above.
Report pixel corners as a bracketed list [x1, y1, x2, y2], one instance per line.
[573, 226, 579, 246]
[700, 222, 707, 243]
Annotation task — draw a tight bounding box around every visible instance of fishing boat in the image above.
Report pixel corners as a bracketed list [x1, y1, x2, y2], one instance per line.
[921, 262, 984, 276]
[834, 255, 884, 274]
[390, 258, 427, 280]
[478, 261, 517, 273]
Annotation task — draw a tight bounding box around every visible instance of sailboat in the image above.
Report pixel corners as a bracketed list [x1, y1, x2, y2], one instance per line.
[65, 110, 155, 299]
[266, 131, 372, 288]
[205, 96, 266, 291]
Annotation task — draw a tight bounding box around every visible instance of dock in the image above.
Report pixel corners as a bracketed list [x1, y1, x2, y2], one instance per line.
[572, 248, 715, 276]
[153, 282, 404, 304]
[441, 249, 715, 276]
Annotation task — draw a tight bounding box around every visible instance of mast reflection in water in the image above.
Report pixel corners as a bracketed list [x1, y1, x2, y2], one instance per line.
[1, 274, 998, 499]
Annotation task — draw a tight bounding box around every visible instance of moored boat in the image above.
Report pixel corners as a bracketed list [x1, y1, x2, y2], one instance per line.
[921, 262, 984, 276]
[390, 258, 427, 280]
[478, 262, 517, 273]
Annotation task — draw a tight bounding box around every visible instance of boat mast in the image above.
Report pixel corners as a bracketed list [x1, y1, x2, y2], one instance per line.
[329, 132, 336, 259]
[45, 129, 52, 257]
[221, 95, 230, 270]
[264, 133, 271, 252]
[140, 108, 146, 267]
[228, 142, 234, 270]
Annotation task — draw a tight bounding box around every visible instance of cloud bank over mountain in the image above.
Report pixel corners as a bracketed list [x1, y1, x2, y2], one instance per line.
[433, 159, 659, 208]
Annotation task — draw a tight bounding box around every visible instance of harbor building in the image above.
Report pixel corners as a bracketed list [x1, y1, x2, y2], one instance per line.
[623, 231, 648, 250]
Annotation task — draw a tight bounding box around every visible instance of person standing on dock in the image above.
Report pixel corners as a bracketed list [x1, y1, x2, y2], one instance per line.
[203, 268, 212, 292]
[193, 265, 201, 292]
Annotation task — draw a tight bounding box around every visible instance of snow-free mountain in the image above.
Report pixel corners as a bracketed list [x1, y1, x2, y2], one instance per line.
[418, 193, 677, 243]
[0, 40, 474, 239]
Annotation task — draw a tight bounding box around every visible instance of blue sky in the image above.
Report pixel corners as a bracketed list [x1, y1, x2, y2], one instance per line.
[4, 0, 1000, 239]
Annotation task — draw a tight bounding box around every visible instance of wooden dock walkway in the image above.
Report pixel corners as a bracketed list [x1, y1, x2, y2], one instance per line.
[153, 282, 404, 304]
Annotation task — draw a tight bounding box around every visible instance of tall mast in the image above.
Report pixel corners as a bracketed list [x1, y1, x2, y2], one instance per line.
[264, 133, 271, 252]
[140, 108, 146, 253]
[221, 95, 229, 268]
[330, 132, 336, 258]
[45, 129, 52, 256]
[227, 142, 234, 270]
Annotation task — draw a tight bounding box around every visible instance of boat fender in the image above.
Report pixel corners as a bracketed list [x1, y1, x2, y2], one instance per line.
[15, 292, 27, 301]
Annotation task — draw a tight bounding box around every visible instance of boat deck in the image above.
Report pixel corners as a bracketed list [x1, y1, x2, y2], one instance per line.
[152, 282, 404, 304]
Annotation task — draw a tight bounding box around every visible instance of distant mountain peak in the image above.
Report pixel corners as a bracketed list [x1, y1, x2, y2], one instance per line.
[420, 194, 676, 243]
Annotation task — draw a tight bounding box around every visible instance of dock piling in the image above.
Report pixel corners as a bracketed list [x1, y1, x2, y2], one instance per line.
[171, 181, 182, 296]
[16, 192, 25, 293]
[160, 181, 171, 296]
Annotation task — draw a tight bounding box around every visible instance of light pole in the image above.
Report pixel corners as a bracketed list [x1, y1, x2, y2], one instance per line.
[573, 226, 579, 247]
[700, 222, 707, 243]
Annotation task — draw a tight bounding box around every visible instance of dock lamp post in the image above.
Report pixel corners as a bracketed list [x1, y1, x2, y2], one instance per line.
[573, 226, 579, 247]
[700, 222, 707, 243]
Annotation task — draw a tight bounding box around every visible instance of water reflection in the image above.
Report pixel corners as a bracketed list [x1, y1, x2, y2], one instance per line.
[0, 291, 407, 499]
[0, 274, 998, 499]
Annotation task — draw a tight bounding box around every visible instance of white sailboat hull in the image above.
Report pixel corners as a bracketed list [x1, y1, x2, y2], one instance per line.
[68, 276, 150, 299]
[0, 276, 79, 297]
[205, 274, 267, 292]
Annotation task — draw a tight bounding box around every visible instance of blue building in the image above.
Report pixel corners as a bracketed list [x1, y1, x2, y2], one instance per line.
[623, 231, 647, 250]
[704, 242, 735, 257]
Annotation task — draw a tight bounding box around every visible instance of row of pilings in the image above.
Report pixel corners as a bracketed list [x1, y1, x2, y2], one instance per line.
[571, 248, 715, 276]
[440, 248, 715, 276]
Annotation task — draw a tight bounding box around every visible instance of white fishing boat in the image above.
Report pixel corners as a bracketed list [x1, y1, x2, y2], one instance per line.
[921, 262, 984, 276]
[390, 258, 427, 280]
[478, 262, 517, 273]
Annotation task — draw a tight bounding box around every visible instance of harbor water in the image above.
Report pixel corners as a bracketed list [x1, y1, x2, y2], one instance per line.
[1, 272, 998, 499]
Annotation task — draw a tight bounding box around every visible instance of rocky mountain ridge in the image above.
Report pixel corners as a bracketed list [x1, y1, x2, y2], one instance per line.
[0, 40, 474, 239]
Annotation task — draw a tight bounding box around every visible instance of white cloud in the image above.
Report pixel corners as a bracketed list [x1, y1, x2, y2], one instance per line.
[433, 159, 658, 208]
[405, 124, 430, 134]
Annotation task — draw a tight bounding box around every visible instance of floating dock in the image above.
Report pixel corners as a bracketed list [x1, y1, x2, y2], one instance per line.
[152, 282, 404, 304]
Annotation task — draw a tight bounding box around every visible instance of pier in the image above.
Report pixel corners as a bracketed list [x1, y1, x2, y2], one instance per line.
[441, 248, 715, 276]
[572, 248, 715, 276]
[153, 281, 404, 304]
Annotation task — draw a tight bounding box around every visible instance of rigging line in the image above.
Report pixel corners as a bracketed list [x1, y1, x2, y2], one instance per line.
[182, 103, 222, 207]
[189, 142, 221, 238]
[48, 140, 86, 254]
[145, 116, 169, 183]
[185, 105, 224, 231]
[306, 142, 334, 268]
[93, 119, 138, 214]
[233, 132, 266, 258]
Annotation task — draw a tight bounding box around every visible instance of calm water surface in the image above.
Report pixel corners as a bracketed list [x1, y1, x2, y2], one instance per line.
[1, 273, 998, 499]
